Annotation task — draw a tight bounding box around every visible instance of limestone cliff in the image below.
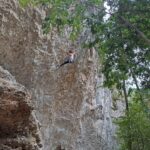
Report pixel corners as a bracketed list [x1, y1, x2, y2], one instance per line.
[0, 0, 124, 149]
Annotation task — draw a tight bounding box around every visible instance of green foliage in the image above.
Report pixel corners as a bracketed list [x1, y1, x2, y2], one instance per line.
[102, 2, 150, 148]
[99, 0, 150, 91]
[19, 0, 31, 7]
[116, 93, 150, 150]
[19, 0, 104, 39]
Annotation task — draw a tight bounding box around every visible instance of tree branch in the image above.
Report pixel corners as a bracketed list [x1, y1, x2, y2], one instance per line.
[118, 16, 150, 45]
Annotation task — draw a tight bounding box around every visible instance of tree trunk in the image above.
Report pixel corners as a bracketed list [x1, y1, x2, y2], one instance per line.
[123, 80, 129, 111]
[122, 80, 132, 150]
[130, 69, 145, 104]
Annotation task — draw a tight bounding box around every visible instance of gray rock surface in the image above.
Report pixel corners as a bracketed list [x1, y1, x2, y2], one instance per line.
[0, 0, 124, 149]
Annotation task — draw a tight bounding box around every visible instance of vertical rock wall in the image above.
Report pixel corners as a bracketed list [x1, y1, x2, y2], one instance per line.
[0, 0, 124, 149]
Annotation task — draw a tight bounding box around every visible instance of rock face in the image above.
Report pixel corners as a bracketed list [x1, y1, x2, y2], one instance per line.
[0, 67, 42, 149]
[0, 0, 124, 149]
